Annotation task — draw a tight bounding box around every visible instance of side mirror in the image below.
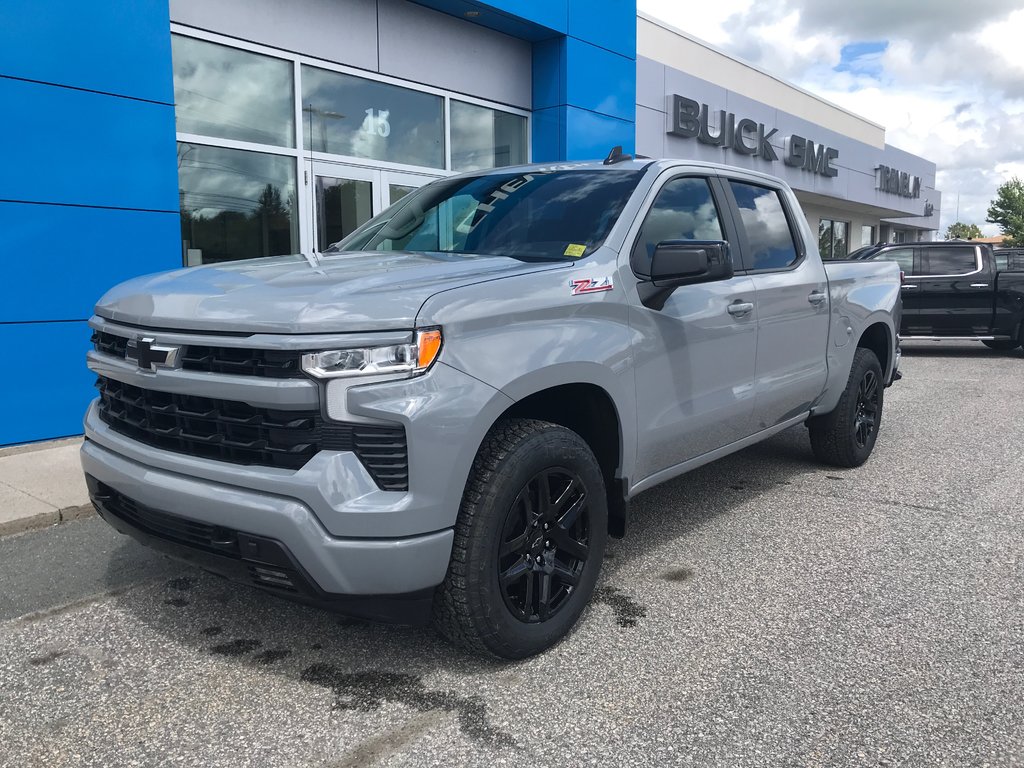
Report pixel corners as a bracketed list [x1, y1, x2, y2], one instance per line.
[650, 240, 733, 287]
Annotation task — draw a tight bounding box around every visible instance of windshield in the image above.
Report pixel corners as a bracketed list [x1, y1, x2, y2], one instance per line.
[330, 169, 643, 262]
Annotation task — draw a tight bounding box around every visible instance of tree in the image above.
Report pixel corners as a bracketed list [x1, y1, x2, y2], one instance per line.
[986, 178, 1024, 246]
[945, 222, 983, 240]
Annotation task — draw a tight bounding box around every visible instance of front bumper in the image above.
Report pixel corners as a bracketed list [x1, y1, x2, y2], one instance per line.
[81, 436, 453, 603]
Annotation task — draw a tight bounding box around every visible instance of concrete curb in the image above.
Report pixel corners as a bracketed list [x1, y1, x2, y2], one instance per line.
[0, 502, 96, 539]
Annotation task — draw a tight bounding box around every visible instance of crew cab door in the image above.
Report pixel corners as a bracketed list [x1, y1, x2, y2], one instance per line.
[913, 246, 992, 335]
[624, 174, 757, 480]
[721, 179, 829, 430]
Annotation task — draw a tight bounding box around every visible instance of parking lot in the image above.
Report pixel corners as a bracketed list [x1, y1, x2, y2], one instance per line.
[1, 341, 1021, 767]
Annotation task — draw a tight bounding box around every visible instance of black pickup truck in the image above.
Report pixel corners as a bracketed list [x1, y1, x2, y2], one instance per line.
[854, 241, 1024, 350]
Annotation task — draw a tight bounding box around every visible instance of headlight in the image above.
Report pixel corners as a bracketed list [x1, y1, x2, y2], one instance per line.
[301, 329, 443, 379]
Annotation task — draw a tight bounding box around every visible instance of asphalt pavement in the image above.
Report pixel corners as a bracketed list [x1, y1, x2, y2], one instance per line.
[1, 341, 1021, 767]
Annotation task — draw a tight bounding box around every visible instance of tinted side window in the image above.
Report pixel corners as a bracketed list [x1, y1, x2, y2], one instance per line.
[728, 181, 799, 270]
[921, 247, 978, 276]
[632, 177, 724, 275]
[872, 248, 913, 273]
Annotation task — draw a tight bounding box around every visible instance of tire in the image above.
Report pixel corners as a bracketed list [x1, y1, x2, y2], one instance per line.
[981, 339, 1020, 351]
[433, 418, 608, 659]
[808, 347, 884, 468]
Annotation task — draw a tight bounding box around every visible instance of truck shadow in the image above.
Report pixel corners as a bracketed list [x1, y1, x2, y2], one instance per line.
[604, 424, 821, 575]
[97, 423, 825, 750]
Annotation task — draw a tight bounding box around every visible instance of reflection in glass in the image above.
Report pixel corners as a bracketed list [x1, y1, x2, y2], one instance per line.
[832, 221, 848, 259]
[389, 185, 416, 205]
[635, 178, 724, 270]
[336, 170, 642, 261]
[451, 101, 527, 172]
[729, 181, 798, 269]
[172, 35, 295, 147]
[301, 66, 444, 168]
[178, 143, 298, 265]
[317, 176, 374, 250]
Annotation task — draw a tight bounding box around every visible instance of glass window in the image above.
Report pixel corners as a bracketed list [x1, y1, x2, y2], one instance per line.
[870, 247, 914, 273]
[729, 181, 799, 270]
[301, 65, 444, 168]
[178, 143, 298, 265]
[861, 224, 876, 247]
[336, 170, 642, 261]
[818, 218, 849, 260]
[921, 247, 978, 276]
[171, 35, 295, 148]
[316, 176, 374, 251]
[451, 101, 527, 172]
[632, 178, 724, 274]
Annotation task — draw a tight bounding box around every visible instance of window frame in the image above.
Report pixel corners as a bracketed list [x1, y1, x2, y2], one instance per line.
[818, 217, 851, 260]
[720, 177, 806, 274]
[916, 246, 984, 278]
[626, 172, 738, 280]
[170, 24, 531, 261]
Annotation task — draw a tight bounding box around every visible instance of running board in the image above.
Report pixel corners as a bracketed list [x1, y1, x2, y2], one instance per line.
[902, 335, 1012, 342]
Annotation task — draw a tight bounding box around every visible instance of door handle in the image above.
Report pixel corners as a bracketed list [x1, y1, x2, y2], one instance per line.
[970, 283, 989, 288]
[727, 301, 754, 317]
[808, 291, 827, 305]
[902, 284, 918, 289]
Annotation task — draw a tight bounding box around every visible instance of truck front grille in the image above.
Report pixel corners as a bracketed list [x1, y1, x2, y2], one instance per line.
[95, 376, 409, 489]
[92, 330, 306, 378]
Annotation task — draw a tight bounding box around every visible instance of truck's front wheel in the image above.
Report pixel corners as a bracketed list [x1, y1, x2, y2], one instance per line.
[433, 418, 607, 659]
[808, 347, 884, 468]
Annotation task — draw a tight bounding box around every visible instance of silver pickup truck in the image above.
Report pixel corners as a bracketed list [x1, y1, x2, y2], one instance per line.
[81, 157, 901, 658]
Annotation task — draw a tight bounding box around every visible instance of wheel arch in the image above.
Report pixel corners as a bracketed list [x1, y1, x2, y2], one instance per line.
[856, 320, 892, 376]
[495, 381, 629, 539]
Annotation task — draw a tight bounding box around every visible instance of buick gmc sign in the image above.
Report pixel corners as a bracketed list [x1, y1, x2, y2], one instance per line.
[667, 95, 839, 178]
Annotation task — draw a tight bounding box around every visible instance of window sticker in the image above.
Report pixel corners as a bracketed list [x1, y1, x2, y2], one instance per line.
[563, 243, 587, 258]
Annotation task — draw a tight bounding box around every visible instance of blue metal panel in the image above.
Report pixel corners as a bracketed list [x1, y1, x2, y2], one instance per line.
[567, 0, 637, 58]
[564, 38, 635, 122]
[0, 78, 179, 212]
[531, 106, 565, 161]
[0, 202, 180, 323]
[0, 0, 173, 103]
[0, 322, 95, 445]
[532, 38, 565, 110]
[563, 106, 634, 160]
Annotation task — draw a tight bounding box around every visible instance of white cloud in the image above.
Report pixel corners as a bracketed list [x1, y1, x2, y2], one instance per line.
[637, 0, 1024, 236]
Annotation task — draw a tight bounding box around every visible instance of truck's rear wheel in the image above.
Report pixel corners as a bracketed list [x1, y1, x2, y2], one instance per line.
[433, 418, 607, 659]
[808, 348, 883, 468]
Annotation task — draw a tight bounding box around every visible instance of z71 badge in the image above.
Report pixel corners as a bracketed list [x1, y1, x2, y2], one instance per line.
[570, 277, 614, 296]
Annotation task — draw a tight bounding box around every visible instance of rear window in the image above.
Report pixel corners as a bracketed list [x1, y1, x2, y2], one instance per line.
[728, 181, 800, 270]
[870, 248, 913, 274]
[920, 247, 978, 276]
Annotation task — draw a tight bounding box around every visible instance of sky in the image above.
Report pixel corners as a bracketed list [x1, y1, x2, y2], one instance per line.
[637, 0, 1024, 236]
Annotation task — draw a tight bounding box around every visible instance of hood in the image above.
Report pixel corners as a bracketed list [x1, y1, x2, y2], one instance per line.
[95, 251, 567, 334]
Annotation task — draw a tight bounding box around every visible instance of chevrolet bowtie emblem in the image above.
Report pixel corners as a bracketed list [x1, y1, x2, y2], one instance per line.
[126, 337, 181, 372]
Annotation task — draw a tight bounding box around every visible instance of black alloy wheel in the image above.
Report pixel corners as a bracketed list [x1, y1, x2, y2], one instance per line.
[433, 418, 608, 659]
[808, 347, 884, 468]
[853, 369, 879, 449]
[498, 468, 590, 623]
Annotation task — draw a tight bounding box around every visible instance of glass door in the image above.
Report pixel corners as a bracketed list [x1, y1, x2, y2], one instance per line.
[311, 164, 375, 252]
[380, 170, 436, 209]
[310, 162, 441, 251]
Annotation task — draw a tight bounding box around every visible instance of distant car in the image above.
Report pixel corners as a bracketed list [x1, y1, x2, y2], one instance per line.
[994, 247, 1024, 271]
[858, 242, 1024, 350]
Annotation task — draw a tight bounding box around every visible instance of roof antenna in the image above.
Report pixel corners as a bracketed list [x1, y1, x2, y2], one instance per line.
[603, 145, 634, 165]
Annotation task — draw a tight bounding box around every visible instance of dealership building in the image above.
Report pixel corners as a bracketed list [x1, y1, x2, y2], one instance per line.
[1, 0, 941, 446]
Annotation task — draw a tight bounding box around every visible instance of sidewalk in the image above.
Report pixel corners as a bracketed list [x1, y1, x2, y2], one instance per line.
[0, 437, 93, 537]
